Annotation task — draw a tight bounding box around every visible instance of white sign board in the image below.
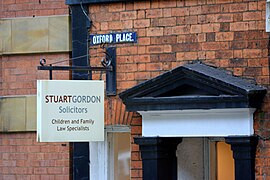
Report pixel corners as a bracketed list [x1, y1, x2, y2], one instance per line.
[37, 80, 104, 142]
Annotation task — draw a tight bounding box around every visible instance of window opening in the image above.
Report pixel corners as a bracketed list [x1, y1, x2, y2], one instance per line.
[89, 126, 131, 180]
[108, 132, 131, 180]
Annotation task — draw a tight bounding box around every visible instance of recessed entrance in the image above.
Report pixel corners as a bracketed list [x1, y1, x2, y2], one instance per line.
[176, 138, 234, 180]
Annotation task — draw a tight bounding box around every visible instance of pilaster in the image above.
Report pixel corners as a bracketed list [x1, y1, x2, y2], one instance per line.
[134, 137, 182, 180]
[225, 136, 258, 180]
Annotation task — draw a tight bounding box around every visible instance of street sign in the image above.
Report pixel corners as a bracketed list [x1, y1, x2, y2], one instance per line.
[90, 32, 137, 45]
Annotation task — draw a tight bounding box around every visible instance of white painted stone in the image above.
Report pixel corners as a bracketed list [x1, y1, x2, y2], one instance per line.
[139, 108, 255, 137]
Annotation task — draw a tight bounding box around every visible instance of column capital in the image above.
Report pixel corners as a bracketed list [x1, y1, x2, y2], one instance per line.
[134, 137, 182, 159]
[225, 136, 258, 160]
[225, 136, 258, 146]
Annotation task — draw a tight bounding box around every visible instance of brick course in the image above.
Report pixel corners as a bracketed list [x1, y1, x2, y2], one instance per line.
[0, 0, 68, 18]
[0, 132, 71, 179]
[0, 54, 70, 96]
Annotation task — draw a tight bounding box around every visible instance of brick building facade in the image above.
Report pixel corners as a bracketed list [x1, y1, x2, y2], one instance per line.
[0, 0, 270, 179]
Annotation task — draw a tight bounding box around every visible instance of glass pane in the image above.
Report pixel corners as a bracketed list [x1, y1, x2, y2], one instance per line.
[113, 132, 131, 180]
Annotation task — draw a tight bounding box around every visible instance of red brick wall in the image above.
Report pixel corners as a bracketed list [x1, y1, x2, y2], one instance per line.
[130, 113, 142, 179]
[0, 132, 70, 180]
[0, 0, 71, 179]
[88, 0, 269, 179]
[89, 0, 269, 90]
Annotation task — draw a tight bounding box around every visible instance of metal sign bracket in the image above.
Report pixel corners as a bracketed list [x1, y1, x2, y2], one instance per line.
[37, 47, 117, 96]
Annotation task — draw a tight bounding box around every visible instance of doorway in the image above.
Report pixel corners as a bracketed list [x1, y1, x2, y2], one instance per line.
[177, 138, 234, 180]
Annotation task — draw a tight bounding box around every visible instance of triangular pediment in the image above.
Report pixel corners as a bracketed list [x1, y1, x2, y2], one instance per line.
[119, 63, 266, 111]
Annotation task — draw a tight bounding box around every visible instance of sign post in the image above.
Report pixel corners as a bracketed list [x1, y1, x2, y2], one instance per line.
[37, 80, 104, 142]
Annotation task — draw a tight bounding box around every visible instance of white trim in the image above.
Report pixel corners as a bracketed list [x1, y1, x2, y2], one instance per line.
[139, 108, 255, 137]
[266, 1, 270, 31]
[89, 132, 108, 180]
[107, 133, 114, 180]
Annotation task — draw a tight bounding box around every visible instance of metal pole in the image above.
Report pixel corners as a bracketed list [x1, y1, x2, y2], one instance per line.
[70, 4, 90, 180]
